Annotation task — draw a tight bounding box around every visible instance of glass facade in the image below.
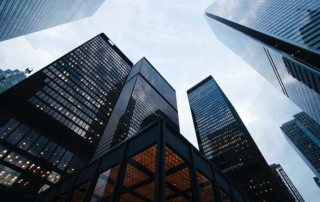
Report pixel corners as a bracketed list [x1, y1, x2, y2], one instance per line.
[206, 0, 320, 55]
[94, 58, 179, 159]
[281, 112, 320, 180]
[269, 164, 305, 201]
[33, 121, 251, 202]
[0, 69, 27, 94]
[187, 76, 292, 201]
[0, 0, 105, 41]
[205, 0, 320, 125]
[0, 33, 132, 200]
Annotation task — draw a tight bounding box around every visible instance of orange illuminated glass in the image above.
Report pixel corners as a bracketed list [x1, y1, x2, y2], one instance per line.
[70, 180, 91, 202]
[165, 147, 192, 201]
[119, 145, 157, 201]
[197, 171, 216, 202]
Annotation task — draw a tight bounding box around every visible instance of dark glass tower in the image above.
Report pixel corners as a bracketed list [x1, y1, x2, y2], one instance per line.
[0, 33, 132, 201]
[269, 164, 304, 201]
[0, 0, 105, 41]
[94, 57, 179, 159]
[281, 112, 320, 181]
[187, 76, 291, 201]
[205, 0, 320, 124]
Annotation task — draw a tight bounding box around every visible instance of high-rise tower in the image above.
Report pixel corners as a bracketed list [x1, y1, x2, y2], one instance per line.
[205, 0, 320, 124]
[187, 76, 292, 201]
[0, 33, 132, 201]
[0, 0, 105, 41]
[281, 112, 320, 182]
[269, 163, 304, 201]
[94, 57, 179, 159]
[0, 68, 32, 94]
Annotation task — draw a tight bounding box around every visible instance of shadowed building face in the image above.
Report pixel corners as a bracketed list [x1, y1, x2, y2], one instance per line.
[0, 33, 132, 200]
[187, 76, 293, 201]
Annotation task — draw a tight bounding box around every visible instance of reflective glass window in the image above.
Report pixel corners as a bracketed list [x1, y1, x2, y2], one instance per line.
[90, 164, 119, 201]
[70, 180, 91, 202]
[197, 171, 216, 202]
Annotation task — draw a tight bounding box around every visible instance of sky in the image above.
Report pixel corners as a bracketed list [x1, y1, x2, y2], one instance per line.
[0, 0, 319, 200]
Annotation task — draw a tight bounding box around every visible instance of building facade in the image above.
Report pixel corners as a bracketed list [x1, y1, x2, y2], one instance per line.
[0, 0, 105, 41]
[205, 0, 320, 124]
[94, 57, 179, 159]
[0, 33, 132, 201]
[187, 76, 292, 201]
[0, 68, 32, 94]
[281, 112, 320, 180]
[269, 164, 304, 201]
[33, 121, 251, 202]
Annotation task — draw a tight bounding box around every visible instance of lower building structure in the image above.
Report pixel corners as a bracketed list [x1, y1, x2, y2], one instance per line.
[269, 164, 304, 201]
[32, 121, 251, 202]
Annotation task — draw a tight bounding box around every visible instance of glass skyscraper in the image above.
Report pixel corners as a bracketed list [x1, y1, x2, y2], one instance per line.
[0, 33, 132, 201]
[281, 112, 320, 181]
[187, 76, 293, 201]
[269, 164, 304, 201]
[94, 57, 179, 159]
[205, 0, 320, 124]
[0, 68, 32, 94]
[0, 0, 105, 41]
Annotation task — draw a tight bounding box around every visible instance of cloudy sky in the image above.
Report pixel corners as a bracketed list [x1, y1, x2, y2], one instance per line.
[0, 0, 319, 200]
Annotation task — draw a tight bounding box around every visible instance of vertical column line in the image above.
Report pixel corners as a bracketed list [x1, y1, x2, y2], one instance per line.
[111, 141, 129, 202]
[189, 146, 201, 202]
[154, 121, 165, 202]
[210, 165, 223, 202]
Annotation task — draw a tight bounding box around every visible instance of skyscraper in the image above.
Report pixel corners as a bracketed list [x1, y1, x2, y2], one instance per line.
[269, 164, 304, 201]
[0, 0, 105, 41]
[205, 0, 320, 124]
[0, 33, 132, 201]
[0, 68, 32, 94]
[94, 57, 179, 159]
[281, 112, 320, 181]
[187, 76, 291, 201]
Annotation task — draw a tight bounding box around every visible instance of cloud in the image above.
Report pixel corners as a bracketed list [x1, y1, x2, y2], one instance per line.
[0, 37, 54, 74]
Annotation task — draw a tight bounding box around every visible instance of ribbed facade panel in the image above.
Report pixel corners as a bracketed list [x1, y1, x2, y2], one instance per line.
[269, 164, 305, 201]
[206, 0, 320, 55]
[205, 11, 320, 124]
[0, 0, 105, 41]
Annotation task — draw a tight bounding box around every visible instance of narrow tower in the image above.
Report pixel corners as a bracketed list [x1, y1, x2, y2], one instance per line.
[269, 164, 304, 201]
[187, 76, 292, 201]
[281, 112, 320, 183]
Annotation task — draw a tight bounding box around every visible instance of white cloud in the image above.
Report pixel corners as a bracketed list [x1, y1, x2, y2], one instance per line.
[0, 36, 54, 74]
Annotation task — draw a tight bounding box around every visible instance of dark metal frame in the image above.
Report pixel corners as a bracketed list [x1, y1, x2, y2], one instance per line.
[33, 120, 251, 202]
